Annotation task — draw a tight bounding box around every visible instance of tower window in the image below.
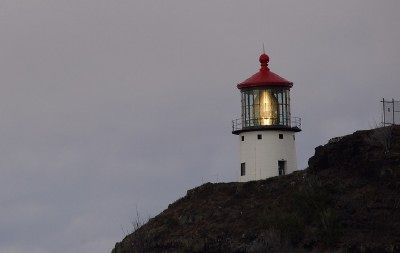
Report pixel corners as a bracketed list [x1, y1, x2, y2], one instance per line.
[278, 160, 286, 176]
[293, 135, 295, 140]
[241, 136, 244, 141]
[279, 134, 283, 139]
[240, 163, 246, 176]
[257, 134, 262, 139]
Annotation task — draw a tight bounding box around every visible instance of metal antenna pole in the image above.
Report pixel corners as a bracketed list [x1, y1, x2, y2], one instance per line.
[393, 98, 395, 125]
[382, 98, 385, 126]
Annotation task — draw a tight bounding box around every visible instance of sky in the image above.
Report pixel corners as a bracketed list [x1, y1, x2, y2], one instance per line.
[0, 1, 399, 252]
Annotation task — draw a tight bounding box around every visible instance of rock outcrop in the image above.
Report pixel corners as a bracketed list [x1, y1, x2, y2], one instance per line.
[112, 126, 400, 253]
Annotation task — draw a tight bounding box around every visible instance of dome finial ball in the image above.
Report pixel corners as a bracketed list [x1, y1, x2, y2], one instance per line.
[259, 53, 269, 69]
[259, 53, 269, 64]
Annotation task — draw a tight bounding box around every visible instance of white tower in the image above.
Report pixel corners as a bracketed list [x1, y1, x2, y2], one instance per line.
[232, 52, 301, 182]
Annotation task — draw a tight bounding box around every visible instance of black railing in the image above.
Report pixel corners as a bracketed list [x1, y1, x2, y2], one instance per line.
[232, 116, 301, 132]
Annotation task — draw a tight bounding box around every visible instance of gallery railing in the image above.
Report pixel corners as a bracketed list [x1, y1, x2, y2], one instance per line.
[232, 116, 301, 132]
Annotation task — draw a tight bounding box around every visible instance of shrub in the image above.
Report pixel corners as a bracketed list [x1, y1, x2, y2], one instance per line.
[292, 176, 333, 223]
[292, 176, 342, 247]
[258, 210, 305, 246]
[317, 208, 342, 247]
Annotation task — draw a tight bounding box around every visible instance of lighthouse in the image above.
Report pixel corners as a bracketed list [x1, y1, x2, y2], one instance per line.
[232, 52, 301, 182]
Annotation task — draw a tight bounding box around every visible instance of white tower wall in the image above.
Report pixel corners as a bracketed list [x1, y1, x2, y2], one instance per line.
[238, 130, 297, 182]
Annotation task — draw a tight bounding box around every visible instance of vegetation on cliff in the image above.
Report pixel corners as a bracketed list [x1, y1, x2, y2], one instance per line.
[112, 126, 400, 253]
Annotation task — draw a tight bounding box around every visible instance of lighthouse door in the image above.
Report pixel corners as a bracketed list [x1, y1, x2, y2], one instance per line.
[278, 160, 286, 176]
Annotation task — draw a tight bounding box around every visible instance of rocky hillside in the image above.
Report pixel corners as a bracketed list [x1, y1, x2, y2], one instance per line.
[112, 126, 400, 253]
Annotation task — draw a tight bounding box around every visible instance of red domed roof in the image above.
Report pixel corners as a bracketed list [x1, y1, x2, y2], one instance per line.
[237, 53, 292, 89]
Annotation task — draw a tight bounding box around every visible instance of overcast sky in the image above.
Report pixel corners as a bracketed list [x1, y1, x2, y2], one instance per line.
[0, 1, 399, 252]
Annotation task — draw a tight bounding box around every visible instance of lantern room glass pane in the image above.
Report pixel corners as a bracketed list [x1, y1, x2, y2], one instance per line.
[241, 88, 291, 128]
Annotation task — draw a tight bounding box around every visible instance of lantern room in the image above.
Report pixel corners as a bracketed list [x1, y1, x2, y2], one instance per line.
[232, 53, 301, 134]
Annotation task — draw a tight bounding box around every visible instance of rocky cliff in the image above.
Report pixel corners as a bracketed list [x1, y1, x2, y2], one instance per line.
[112, 126, 400, 253]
